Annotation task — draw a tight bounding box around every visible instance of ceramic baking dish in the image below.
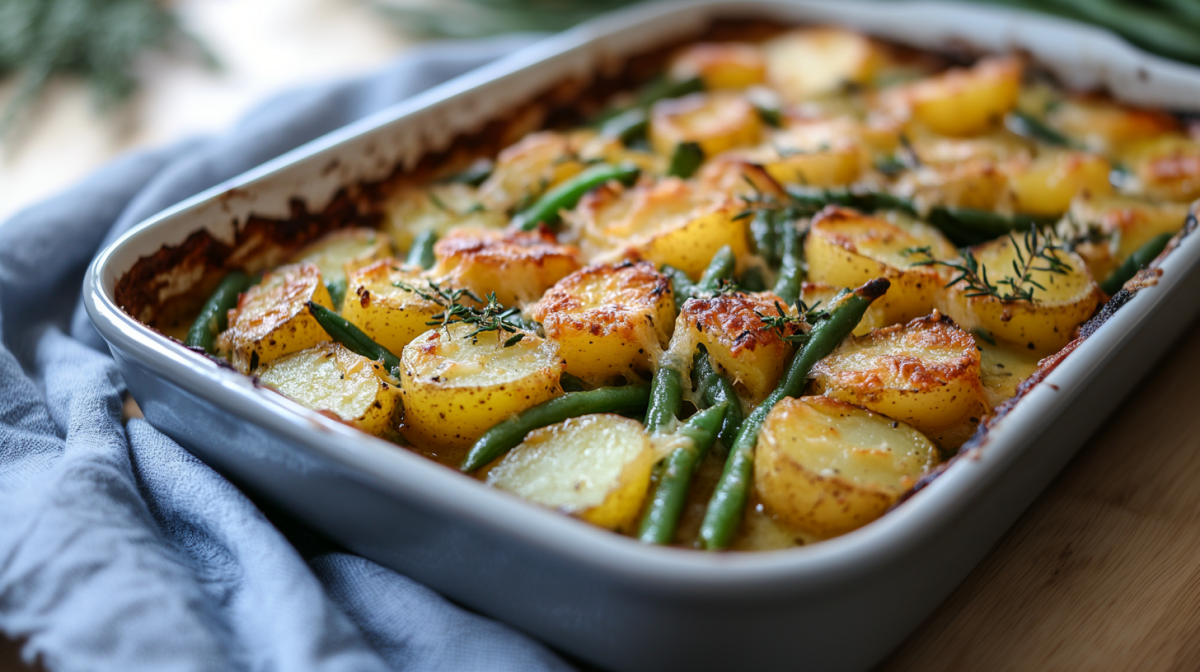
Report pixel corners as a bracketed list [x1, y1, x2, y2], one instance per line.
[84, 2, 1200, 670]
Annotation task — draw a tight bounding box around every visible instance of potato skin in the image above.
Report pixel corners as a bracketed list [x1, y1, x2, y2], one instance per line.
[529, 261, 674, 382]
[1059, 195, 1191, 281]
[256, 342, 401, 437]
[1128, 135, 1200, 202]
[649, 92, 763, 159]
[485, 413, 656, 532]
[1008, 150, 1112, 216]
[676, 291, 800, 403]
[901, 57, 1021, 137]
[432, 228, 583, 307]
[340, 259, 445, 356]
[811, 312, 989, 433]
[399, 323, 565, 461]
[217, 262, 334, 373]
[755, 396, 938, 537]
[764, 28, 878, 101]
[669, 42, 766, 90]
[805, 207, 957, 328]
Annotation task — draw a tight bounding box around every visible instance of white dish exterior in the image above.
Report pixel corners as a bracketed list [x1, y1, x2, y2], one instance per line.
[84, 2, 1200, 670]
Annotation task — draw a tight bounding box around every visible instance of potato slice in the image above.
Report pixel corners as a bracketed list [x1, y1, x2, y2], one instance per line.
[217, 263, 334, 373]
[977, 337, 1041, 409]
[805, 207, 958, 328]
[696, 158, 790, 204]
[1047, 96, 1179, 154]
[939, 233, 1099, 355]
[1127, 135, 1200, 202]
[400, 323, 565, 459]
[894, 158, 1008, 211]
[529, 262, 674, 382]
[485, 414, 656, 532]
[292, 228, 392, 287]
[384, 182, 505, 252]
[1008, 150, 1112, 216]
[755, 396, 939, 537]
[764, 121, 867, 188]
[902, 57, 1021, 137]
[1058, 195, 1190, 281]
[476, 131, 588, 211]
[341, 259, 444, 356]
[431, 228, 582, 307]
[256, 342, 401, 437]
[674, 291, 800, 403]
[669, 42, 766, 90]
[811, 312, 988, 434]
[633, 202, 753, 280]
[649, 92, 762, 159]
[801, 282, 889, 337]
[764, 28, 878, 101]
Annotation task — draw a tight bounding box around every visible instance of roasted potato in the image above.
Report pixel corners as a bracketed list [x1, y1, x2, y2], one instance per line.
[977, 338, 1042, 409]
[649, 92, 763, 159]
[384, 183, 506, 252]
[292, 228, 393, 288]
[400, 323, 565, 459]
[217, 263, 334, 373]
[633, 202, 753, 280]
[900, 57, 1021, 137]
[256, 342, 401, 437]
[485, 414, 657, 532]
[672, 291, 800, 403]
[805, 207, 958, 328]
[763, 28, 878, 101]
[1127, 135, 1200, 202]
[755, 396, 939, 537]
[763, 120, 867, 187]
[894, 158, 1008, 211]
[939, 233, 1099, 355]
[1058, 195, 1190, 281]
[529, 262, 674, 382]
[1008, 150, 1113, 216]
[669, 42, 766, 90]
[432, 228, 583, 307]
[811, 312, 989, 434]
[340, 259, 445, 355]
[1047, 96, 1179, 154]
[477, 131, 588, 211]
[800, 281, 889, 336]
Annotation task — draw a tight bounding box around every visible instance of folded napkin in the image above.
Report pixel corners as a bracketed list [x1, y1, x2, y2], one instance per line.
[0, 35, 577, 672]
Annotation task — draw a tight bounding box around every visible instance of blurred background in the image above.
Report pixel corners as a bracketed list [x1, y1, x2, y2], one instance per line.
[3, 0, 1200, 224]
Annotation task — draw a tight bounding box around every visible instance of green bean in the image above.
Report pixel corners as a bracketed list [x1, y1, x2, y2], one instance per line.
[307, 301, 401, 377]
[695, 245, 736, 294]
[693, 348, 743, 451]
[662, 265, 695, 313]
[772, 219, 804, 305]
[325, 277, 348, 312]
[560, 372, 590, 392]
[1040, 0, 1200, 65]
[754, 103, 782, 128]
[637, 403, 729, 545]
[645, 365, 684, 434]
[461, 383, 652, 472]
[600, 108, 648, 144]
[928, 206, 1057, 247]
[738, 266, 767, 292]
[667, 142, 704, 179]
[1004, 110, 1074, 148]
[698, 278, 890, 550]
[593, 75, 704, 126]
[405, 230, 438, 269]
[515, 163, 640, 230]
[443, 160, 493, 187]
[750, 209, 779, 264]
[186, 270, 253, 354]
[1100, 232, 1173, 295]
[787, 186, 917, 217]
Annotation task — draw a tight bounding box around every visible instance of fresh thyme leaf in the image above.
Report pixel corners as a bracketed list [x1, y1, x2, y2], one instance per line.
[393, 279, 529, 346]
[755, 300, 812, 346]
[504, 333, 526, 347]
[910, 228, 1071, 303]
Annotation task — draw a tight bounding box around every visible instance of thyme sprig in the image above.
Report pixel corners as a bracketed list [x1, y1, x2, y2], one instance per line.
[755, 298, 827, 346]
[907, 228, 1073, 303]
[394, 279, 527, 346]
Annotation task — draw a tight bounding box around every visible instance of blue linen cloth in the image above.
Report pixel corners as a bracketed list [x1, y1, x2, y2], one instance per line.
[0, 35, 578, 672]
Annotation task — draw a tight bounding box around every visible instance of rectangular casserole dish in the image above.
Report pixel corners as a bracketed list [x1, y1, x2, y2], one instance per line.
[83, 2, 1200, 670]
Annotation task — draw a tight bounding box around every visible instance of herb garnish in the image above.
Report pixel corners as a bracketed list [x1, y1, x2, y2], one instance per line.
[907, 228, 1073, 302]
[394, 280, 528, 346]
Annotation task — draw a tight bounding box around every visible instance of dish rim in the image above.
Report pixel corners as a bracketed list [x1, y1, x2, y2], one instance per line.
[84, 0, 1200, 595]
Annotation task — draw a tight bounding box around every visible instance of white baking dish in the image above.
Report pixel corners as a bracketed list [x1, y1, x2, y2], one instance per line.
[83, 2, 1200, 670]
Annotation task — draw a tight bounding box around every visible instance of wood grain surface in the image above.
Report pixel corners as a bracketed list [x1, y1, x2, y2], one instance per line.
[3, 321, 1198, 669]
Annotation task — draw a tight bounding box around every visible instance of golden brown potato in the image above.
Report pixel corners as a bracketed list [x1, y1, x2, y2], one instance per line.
[800, 282, 888, 337]
[529, 262, 674, 382]
[939, 233, 1099, 355]
[400, 323, 565, 460]
[977, 338, 1041, 409]
[811, 312, 989, 434]
[900, 57, 1022, 137]
[477, 131, 588, 211]
[755, 396, 939, 537]
[341, 259, 445, 356]
[1047, 96, 1180, 154]
[633, 202, 753, 280]
[256, 342, 401, 437]
[291, 228, 393, 289]
[1128, 135, 1200, 202]
[384, 183, 505, 252]
[669, 42, 766, 90]
[649, 92, 763, 159]
[1008, 150, 1112, 216]
[217, 263, 334, 373]
[763, 28, 878, 101]
[763, 120, 868, 188]
[673, 291, 800, 403]
[485, 414, 657, 532]
[431, 228, 583, 307]
[1058, 195, 1190, 282]
[894, 158, 1008, 211]
[804, 207, 958, 328]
